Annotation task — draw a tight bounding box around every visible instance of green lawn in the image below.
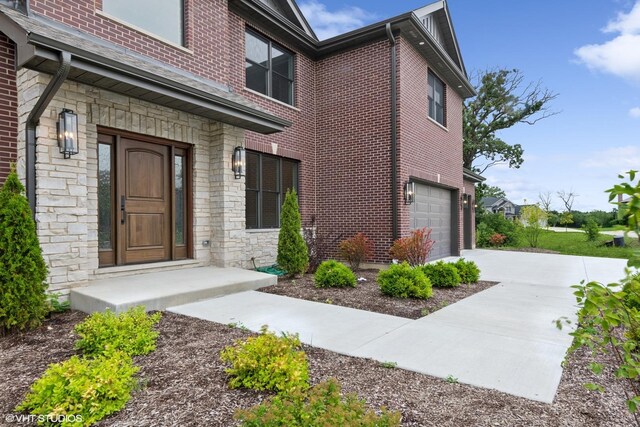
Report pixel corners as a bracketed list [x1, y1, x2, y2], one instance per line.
[503, 229, 639, 259]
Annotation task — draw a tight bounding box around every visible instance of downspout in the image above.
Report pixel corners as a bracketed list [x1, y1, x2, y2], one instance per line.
[25, 51, 72, 216]
[385, 23, 399, 241]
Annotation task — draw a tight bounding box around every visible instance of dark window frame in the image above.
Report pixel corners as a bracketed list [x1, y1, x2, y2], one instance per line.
[101, 0, 186, 46]
[245, 29, 295, 106]
[428, 71, 446, 126]
[246, 151, 299, 229]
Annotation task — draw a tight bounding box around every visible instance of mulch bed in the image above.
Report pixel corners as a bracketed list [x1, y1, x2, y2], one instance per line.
[0, 311, 633, 426]
[258, 269, 499, 319]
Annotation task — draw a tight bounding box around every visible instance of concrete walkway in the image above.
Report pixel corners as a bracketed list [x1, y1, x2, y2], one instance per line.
[168, 250, 628, 403]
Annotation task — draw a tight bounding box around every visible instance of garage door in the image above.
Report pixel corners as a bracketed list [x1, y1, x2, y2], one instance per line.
[410, 183, 452, 260]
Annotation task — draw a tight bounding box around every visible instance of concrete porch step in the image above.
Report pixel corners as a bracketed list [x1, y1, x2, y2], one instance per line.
[70, 267, 277, 314]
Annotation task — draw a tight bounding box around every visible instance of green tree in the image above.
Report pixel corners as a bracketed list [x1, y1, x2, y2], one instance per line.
[0, 168, 48, 335]
[608, 170, 640, 246]
[520, 205, 548, 248]
[559, 211, 574, 231]
[463, 69, 557, 173]
[277, 189, 308, 276]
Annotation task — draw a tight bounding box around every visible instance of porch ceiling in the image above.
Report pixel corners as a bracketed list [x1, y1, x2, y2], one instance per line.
[0, 5, 291, 134]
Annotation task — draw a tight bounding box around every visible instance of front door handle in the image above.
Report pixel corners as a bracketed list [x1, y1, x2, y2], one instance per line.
[120, 195, 126, 225]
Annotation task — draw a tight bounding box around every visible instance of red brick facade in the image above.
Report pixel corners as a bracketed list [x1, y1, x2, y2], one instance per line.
[0, 32, 17, 184]
[9, 1, 476, 262]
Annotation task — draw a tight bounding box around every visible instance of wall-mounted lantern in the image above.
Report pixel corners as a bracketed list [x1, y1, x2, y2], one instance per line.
[232, 146, 246, 179]
[403, 181, 415, 205]
[57, 109, 78, 159]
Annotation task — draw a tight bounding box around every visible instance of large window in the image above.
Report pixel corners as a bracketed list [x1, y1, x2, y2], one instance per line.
[102, 0, 184, 45]
[428, 72, 446, 126]
[246, 151, 299, 229]
[245, 30, 294, 105]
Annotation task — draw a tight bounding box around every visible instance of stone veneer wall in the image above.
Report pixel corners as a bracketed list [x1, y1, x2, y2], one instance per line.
[16, 70, 276, 292]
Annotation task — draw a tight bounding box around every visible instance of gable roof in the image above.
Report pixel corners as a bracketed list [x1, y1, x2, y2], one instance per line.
[257, 0, 317, 40]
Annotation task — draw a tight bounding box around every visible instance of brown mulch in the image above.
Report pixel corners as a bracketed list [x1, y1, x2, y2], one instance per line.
[258, 269, 499, 319]
[1, 311, 634, 426]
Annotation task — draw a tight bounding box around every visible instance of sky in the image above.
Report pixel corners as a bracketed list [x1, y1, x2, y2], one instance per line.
[298, 0, 640, 212]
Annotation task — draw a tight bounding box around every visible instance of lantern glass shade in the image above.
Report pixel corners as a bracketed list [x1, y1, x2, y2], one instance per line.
[57, 109, 78, 159]
[404, 181, 415, 204]
[232, 146, 246, 179]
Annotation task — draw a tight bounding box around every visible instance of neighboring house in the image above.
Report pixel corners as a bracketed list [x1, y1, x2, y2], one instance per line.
[480, 196, 519, 220]
[0, 0, 481, 294]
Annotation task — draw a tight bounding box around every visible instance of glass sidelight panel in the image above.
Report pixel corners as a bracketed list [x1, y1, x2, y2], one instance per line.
[98, 143, 112, 250]
[175, 155, 185, 246]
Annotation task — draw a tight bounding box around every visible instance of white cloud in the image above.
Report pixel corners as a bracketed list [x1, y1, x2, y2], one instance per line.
[299, 1, 377, 40]
[575, 1, 640, 82]
[580, 145, 640, 169]
[630, 106, 640, 118]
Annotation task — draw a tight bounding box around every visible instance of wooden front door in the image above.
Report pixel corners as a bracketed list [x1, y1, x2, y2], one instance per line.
[119, 138, 171, 264]
[97, 129, 191, 267]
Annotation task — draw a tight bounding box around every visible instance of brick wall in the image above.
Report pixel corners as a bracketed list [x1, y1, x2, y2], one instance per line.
[396, 37, 465, 253]
[316, 39, 394, 262]
[0, 32, 17, 183]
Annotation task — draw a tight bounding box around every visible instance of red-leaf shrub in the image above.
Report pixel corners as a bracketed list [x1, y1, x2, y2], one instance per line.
[338, 233, 374, 270]
[488, 233, 507, 247]
[389, 227, 435, 266]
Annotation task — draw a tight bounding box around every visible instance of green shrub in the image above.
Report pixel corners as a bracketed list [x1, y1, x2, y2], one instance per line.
[0, 169, 48, 335]
[235, 378, 401, 427]
[454, 259, 481, 284]
[277, 189, 309, 276]
[16, 352, 138, 427]
[477, 213, 520, 246]
[220, 326, 309, 394]
[582, 219, 600, 242]
[315, 260, 356, 288]
[74, 306, 162, 358]
[475, 222, 492, 248]
[378, 262, 432, 299]
[388, 227, 435, 266]
[421, 261, 461, 288]
[46, 292, 71, 314]
[622, 272, 640, 310]
[338, 233, 374, 270]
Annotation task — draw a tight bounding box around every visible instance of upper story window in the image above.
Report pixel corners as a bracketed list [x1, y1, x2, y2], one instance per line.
[102, 0, 184, 46]
[245, 30, 294, 105]
[428, 71, 446, 126]
[246, 151, 299, 229]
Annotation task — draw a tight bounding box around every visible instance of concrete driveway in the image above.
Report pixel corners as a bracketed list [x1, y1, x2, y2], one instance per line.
[168, 249, 628, 403]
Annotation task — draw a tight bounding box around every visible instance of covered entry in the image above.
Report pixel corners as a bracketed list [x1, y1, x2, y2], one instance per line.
[97, 129, 191, 267]
[409, 182, 455, 260]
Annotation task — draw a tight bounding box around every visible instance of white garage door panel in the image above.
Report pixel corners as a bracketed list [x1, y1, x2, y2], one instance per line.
[410, 184, 452, 260]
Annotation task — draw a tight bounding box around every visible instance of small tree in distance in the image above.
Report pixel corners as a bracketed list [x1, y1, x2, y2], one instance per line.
[520, 205, 548, 248]
[277, 189, 308, 277]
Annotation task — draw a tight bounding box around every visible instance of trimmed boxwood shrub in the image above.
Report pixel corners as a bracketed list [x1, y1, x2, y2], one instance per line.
[235, 378, 401, 427]
[220, 326, 309, 394]
[454, 259, 481, 284]
[315, 260, 357, 288]
[377, 262, 432, 299]
[74, 306, 162, 358]
[422, 261, 461, 288]
[0, 169, 48, 335]
[16, 352, 139, 426]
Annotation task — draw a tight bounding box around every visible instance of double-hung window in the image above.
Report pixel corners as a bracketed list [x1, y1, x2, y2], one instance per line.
[428, 71, 446, 126]
[245, 30, 294, 105]
[246, 151, 299, 229]
[102, 0, 184, 45]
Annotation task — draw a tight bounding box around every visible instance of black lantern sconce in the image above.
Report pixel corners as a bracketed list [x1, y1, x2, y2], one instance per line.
[57, 109, 78, 159]
[232, 146, 246, 179]
[403, 181, 415, 205]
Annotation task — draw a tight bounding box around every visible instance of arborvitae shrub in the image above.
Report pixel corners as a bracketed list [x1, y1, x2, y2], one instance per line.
[277, 189, 309, 276]
[0, 169, 48, 335]
[421, 261, 462, 288]
[314, 260, 356, 288]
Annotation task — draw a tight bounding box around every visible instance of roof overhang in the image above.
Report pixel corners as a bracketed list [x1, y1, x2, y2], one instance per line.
[0, 6, 290, 134]
[463, 168, 485, 183]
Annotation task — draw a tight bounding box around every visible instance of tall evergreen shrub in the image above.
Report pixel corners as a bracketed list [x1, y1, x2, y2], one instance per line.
[277, 189, 309, 276]
[0, 169, 48, 335]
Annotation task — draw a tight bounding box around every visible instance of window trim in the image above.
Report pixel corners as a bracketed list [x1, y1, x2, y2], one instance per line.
[245, 28, 295, 106]
[246, 150, 299, 230]
[97, 0, 187, 49]
[428, 70, 446, 127]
